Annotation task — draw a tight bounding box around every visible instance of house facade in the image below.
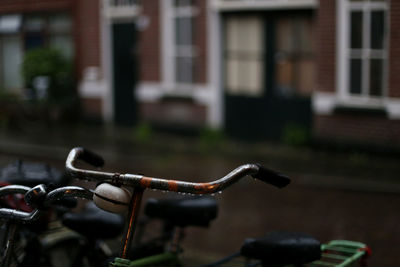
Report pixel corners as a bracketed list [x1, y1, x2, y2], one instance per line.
[313, 0, 400, 147]
[137, 0, 317, 139]
[1, 0, 399, 146]
[0, 0, 103, 118]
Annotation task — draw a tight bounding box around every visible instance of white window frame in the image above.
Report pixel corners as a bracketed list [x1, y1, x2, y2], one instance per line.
[211, 0, 317, 11]
[161, 0, 198, 95]
[173, 2, 198, 85]
[336, 0, 389, 108]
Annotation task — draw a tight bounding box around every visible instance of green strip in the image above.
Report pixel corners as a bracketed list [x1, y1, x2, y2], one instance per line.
[334, 251, 365, 267]
[312, 240, 368, 267]
[309, 261, 337, 266]
[322, 246, 357, 254]
[321, 253, 349, 261]
[129, 252, 179, 267]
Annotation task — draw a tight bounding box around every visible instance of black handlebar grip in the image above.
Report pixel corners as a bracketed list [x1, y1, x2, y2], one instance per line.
[25, 184, 47, 209]
[78, 148, 105, 168]
[251, 164, 291, 188]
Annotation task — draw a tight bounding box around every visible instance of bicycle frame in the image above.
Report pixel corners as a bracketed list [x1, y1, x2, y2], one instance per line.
[65, 147, 290, 259]
[111, 252, 180, 267]
[0, 148, 370, 267]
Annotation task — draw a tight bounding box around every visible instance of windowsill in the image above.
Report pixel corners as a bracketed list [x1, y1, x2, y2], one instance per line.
[334, 95, 387, 117]
[313, 92, 400, 119]
[333, 104, 387, 117]
[136, 82, 211, 105]
[337, 94, 386, 107]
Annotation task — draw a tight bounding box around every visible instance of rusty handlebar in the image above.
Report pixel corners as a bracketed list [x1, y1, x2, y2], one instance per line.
[65, 147, 290, 195]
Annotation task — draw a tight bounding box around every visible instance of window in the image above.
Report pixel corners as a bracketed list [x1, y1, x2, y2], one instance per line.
[339, 0, 388, 100]
[275, 15, 314, 97]
[0, 15, 23, 93]
[24, 13, 73, 58]
[0, 13, 73, 93]
[48, 14, 73, 59]
[224, 15, 264, 96]
[173, 0, 197, 84]
[0, 36, 23, 92]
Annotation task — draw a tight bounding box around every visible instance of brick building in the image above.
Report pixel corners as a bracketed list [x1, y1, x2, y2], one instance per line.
[1, 0, 399, 147]
[0, 0, 103, 117]
[313, 0, 400, 147]
[137, 0, 317, 139]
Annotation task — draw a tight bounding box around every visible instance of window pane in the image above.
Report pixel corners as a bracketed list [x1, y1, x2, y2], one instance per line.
[276, 18, 292, 53]
[0, 15, 22, 34]
[226, 56, 240, 93]
[50, 35, 73, 59]
[294, 17, 313, 53]
[297, 59, 315, 96]
[175, 17, 192, 46]
[276, 56, 294, 95]
[238, 60, 262, 95]
[25, 33, 44, 50]
[24, 16, 45, 32]
[226, 57, 263, 96]
[239, 17, 262, 52]
[49, 14, 71, 33]
[176, 56, 194, 83]
[371, 11, 385, 50]
[224, 15, 263, 96]
[174, 0, 194, 7]
[1, 36, 23, 91]
[350, 11, 363, 49]
[369, 59, 383, 96]
[275, 16, 314, 97]
[349, 58, 362, 94]
[225, 16, 262, 53]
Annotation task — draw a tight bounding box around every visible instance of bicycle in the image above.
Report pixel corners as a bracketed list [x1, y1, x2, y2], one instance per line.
[0, 159, 124, 267]
[0, 160, 80, 267]
[0, 147, 371, 266]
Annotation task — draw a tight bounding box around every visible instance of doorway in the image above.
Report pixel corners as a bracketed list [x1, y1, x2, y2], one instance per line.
[112, 22, 137, 126]
[223, 11, 314, 140]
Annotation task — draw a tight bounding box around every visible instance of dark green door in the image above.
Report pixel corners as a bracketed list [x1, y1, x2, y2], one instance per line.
[224, 12, 313, 140]
[113, 23, 137, 126]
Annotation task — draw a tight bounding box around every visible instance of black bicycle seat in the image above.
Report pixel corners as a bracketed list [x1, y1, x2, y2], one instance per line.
[0, 160, 68, 187]
[240, 231, 321, 265]
[62, 202, 125, 239]
[144, 196, 218, 227]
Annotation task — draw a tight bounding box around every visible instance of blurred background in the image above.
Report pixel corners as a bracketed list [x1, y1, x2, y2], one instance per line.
[0, 0, 399, 265]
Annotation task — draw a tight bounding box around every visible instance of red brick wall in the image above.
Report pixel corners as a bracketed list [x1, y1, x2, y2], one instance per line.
[138, 0, 207, 84]
[315, 0, 336, 93]
[82, 97, 102, 117]
[0, 0, 71, 14]
[138, 0, 160, 81]
[313, 1, 400, 146]
[0, 0, 100, 82]
[314, 115, 400, 145]
[140, 101, 206, 127]
[389, 1, 400, 98]
[194, 0, 207, 84]
[74, 0, 100, 81]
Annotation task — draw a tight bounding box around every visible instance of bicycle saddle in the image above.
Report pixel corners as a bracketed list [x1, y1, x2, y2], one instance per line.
[240, 231, 321, 265]
[144, 196, 218, 227]
[0, 160, 68, 187]
[62, 202, 125, 239]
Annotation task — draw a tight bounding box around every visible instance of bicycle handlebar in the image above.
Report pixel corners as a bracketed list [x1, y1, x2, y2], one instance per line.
[65, 147, 290, 194]
[0, 185, 93, 223]
[0, 185, 41, 222]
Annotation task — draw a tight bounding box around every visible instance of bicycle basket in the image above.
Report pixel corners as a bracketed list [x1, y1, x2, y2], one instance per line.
[307, 240, 371, 267]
